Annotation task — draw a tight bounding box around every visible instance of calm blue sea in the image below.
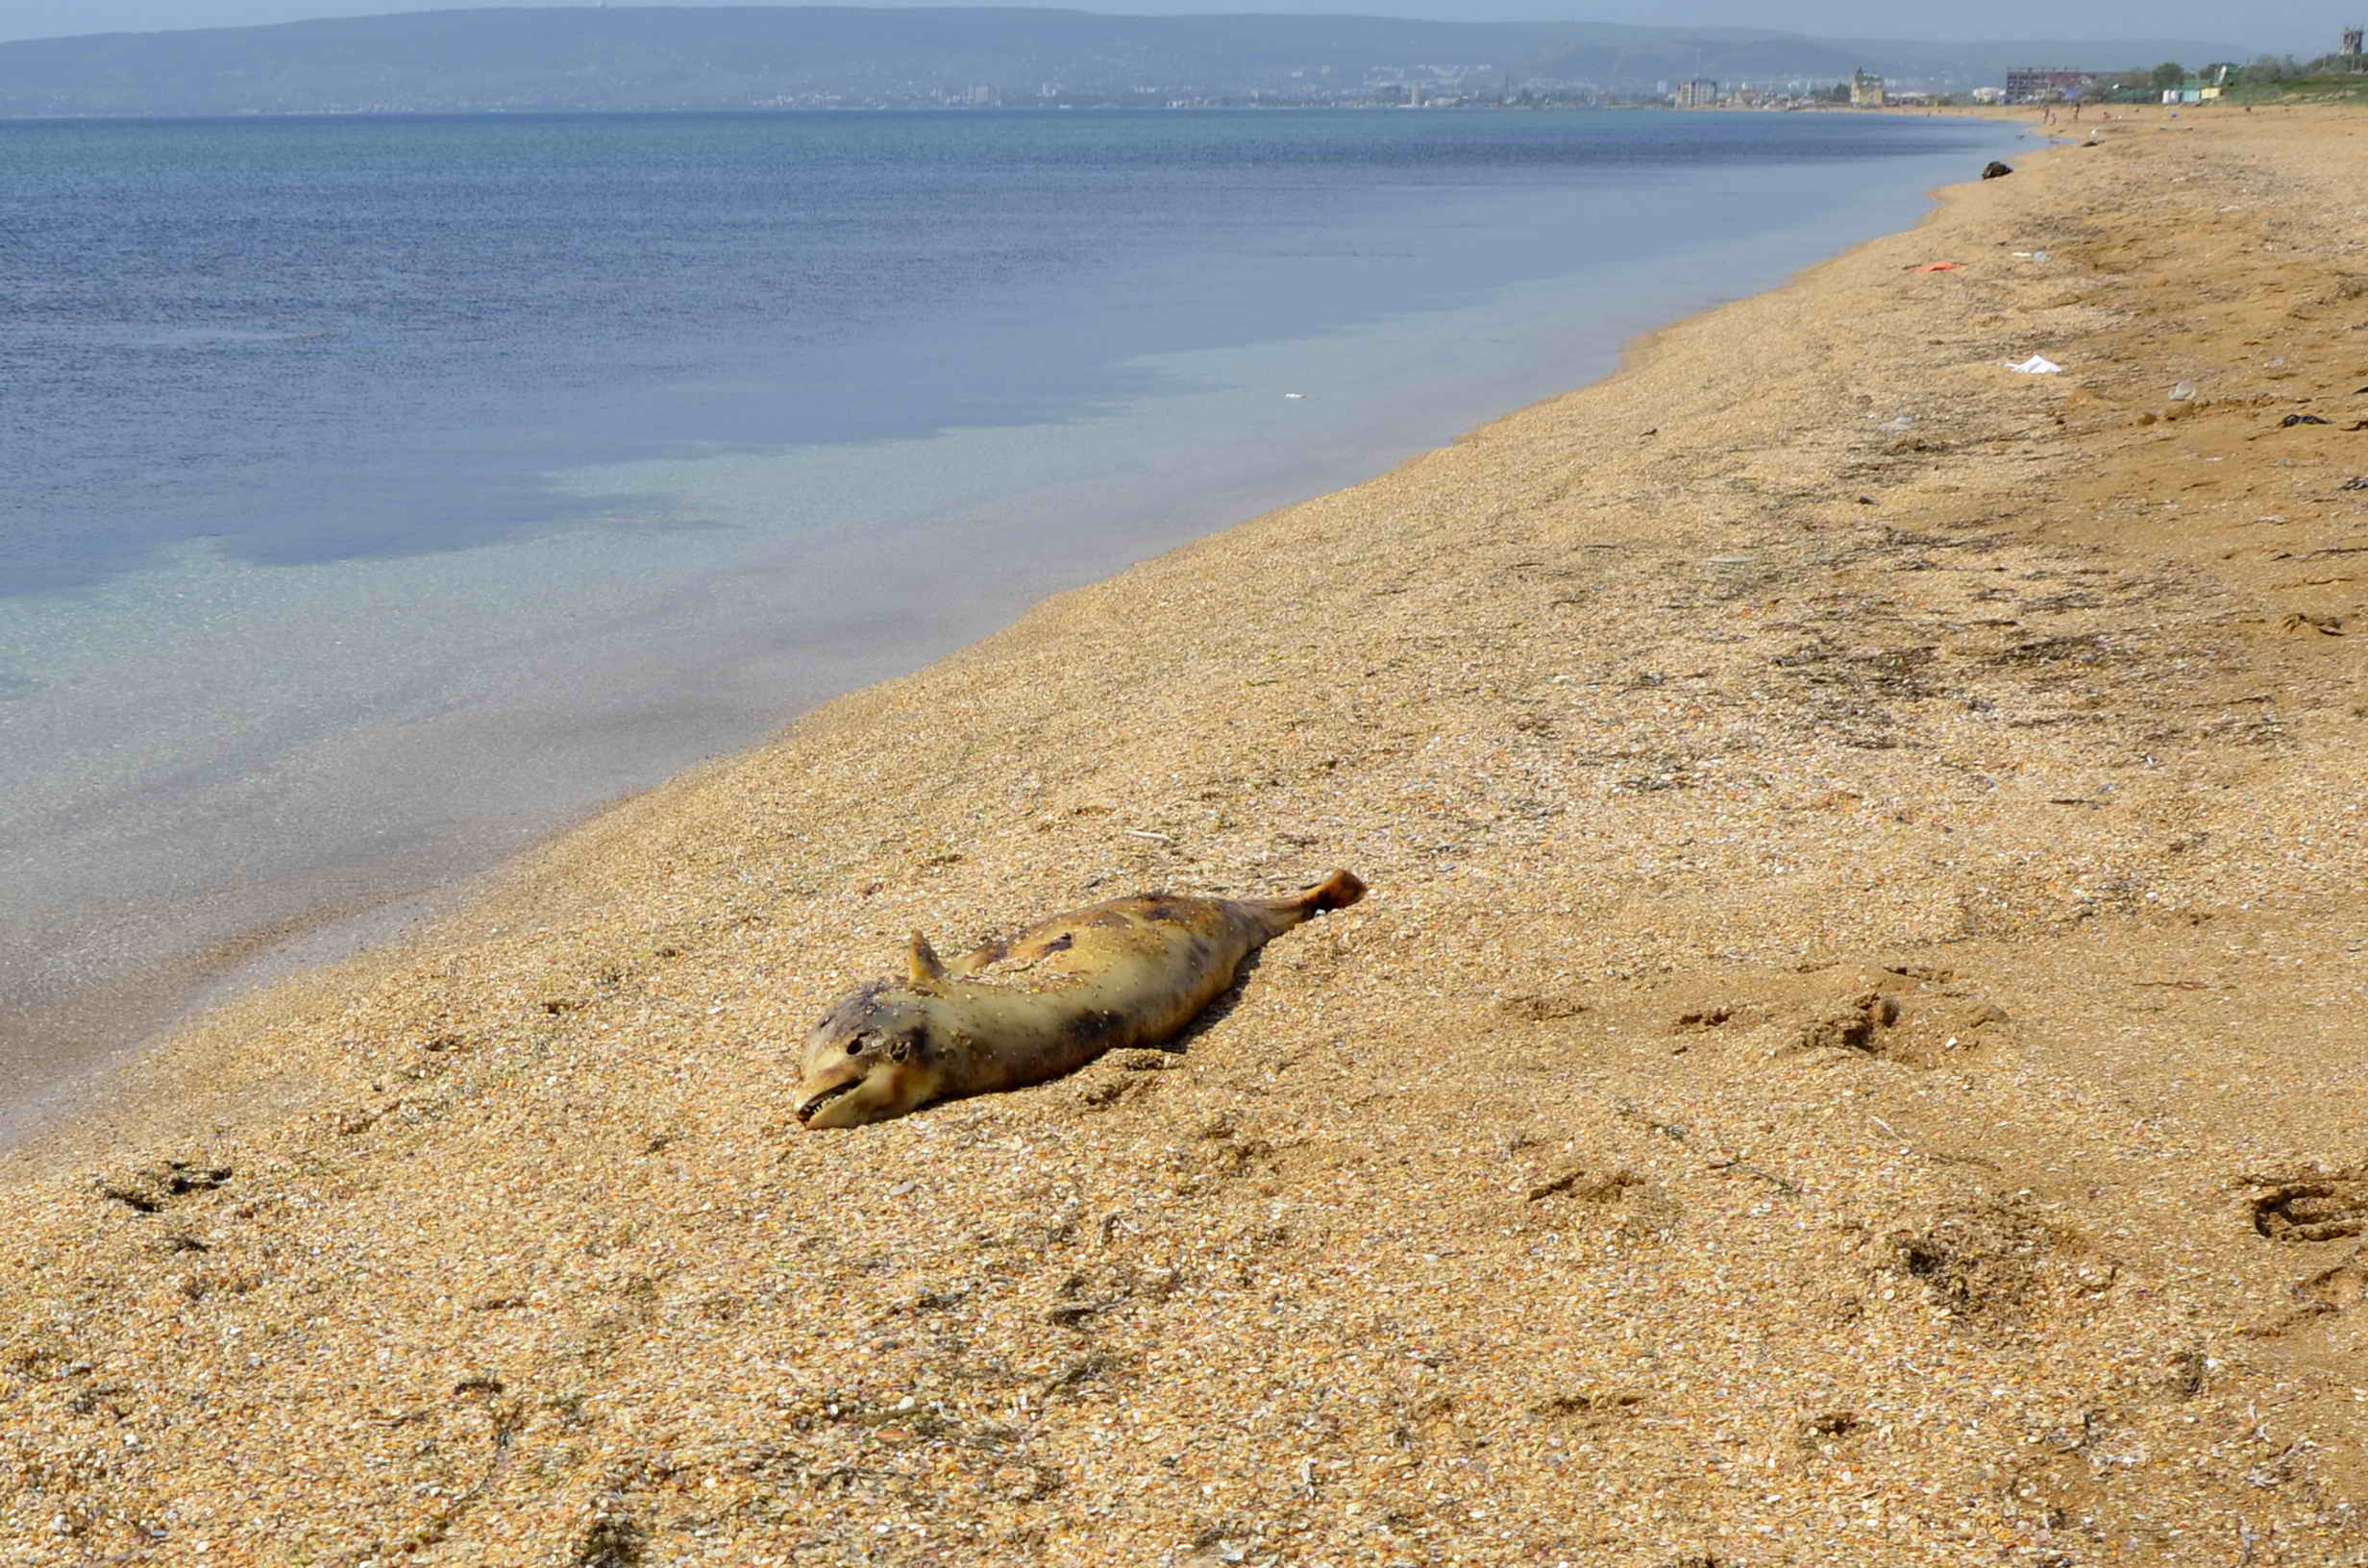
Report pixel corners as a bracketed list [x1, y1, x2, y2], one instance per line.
[0, 108, 2019, 1133]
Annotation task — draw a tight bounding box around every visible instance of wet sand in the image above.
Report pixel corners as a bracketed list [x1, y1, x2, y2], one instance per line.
[5, 106, 2366, 1565]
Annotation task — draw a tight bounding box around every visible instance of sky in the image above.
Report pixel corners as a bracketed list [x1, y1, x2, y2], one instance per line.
[0, 0, 2323, 53]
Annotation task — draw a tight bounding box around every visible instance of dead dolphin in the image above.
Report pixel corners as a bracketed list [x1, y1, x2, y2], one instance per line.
[795, 870, 1365, 1129]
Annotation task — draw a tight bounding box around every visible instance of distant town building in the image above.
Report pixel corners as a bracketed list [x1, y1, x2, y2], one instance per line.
[2003, 67, 2093, 104]
[2347, 28, 2367, 68]
[1970, 86, 2008, 104]
[1673, 79, 1718, 108]
[1849, 69, 1887, 107]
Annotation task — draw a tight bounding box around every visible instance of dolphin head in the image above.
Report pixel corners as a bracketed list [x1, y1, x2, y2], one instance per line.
[795, 980, 944, 1130]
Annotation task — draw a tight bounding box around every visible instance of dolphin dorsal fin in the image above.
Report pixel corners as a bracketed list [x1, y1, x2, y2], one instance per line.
[907, 931, 948, 987]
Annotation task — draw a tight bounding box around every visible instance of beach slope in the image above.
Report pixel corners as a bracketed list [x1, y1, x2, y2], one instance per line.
[4, 109, 2365, 1565]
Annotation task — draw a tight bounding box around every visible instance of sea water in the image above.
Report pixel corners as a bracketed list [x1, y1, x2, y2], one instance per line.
[0, 108, 2019, 1136]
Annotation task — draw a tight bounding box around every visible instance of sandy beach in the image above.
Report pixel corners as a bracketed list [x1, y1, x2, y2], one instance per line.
[5, 104, 2366, 1565]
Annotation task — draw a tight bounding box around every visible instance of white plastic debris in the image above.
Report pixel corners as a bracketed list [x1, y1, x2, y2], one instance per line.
[2169, 380, 2197, 401]
[2007, 355, 2063, 375]
[1879, 414, 1916, 433]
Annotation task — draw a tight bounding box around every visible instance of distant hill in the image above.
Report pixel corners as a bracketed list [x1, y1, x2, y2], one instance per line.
[0, 7, 2251, 115]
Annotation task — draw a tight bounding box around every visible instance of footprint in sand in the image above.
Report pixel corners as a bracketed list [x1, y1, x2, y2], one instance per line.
[2240, 1247, 2367, 1341]
[1634, 968, 2013, 1069]
[2299, 1252, 2368, 1312]
[1780, 967, 2013, 1067]
[92, 1158, 234, 1215]
[2245, 1164, 2368, 1243]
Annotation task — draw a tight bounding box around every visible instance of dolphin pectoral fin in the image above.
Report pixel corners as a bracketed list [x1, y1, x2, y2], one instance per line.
[948, 937, 1009, 977]
[908, 931, 948, 987]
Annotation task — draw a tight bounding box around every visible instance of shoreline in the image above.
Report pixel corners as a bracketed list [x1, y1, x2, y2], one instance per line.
[0, 110, 2019, 1155]
[10, 103, 2368, 1565]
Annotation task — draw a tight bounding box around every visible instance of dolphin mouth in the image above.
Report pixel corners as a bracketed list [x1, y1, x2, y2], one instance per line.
[797, 1078, 861, 1126]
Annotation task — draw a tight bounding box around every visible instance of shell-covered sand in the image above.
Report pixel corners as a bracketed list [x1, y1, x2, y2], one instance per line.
[6, 107, 2367, 1566]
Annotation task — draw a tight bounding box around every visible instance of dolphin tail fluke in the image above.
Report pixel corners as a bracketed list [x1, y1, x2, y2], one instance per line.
[1240, 870, 1365, 937]
[1297, 870, 1366, 915]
